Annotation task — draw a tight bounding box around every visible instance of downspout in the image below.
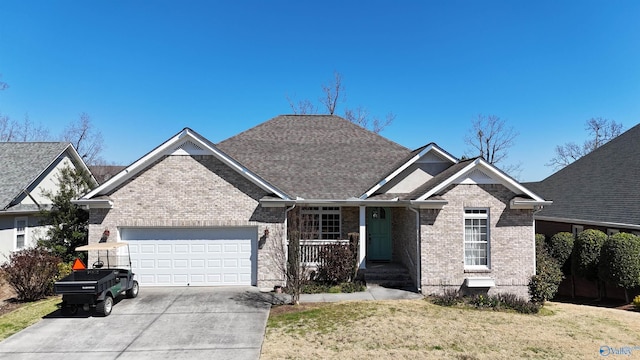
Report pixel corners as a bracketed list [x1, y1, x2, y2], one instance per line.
[283, 204, 297, 286]
[409, 207, 421, 292]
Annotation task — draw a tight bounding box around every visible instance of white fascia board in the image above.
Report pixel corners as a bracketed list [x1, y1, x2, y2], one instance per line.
[428, 144, 459, 164]
[72, 199, 114, 209]
[361, 144, 458, 199]
[416, 158, 547, 202]
[416, 160, 480, 201]
[535, 215, 640, 230]
[82, 128, 289, 200]
[409, 200, 448, 209]
[510, 199, 553, 209]
[82, 130, 189, 199]
[22, 144, 97, 202]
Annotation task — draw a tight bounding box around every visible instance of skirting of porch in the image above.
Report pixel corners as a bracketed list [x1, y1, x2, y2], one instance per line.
[362, 262, 417, 292]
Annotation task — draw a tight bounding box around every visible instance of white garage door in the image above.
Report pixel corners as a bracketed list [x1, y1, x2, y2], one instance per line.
[120, 227, 257, 287]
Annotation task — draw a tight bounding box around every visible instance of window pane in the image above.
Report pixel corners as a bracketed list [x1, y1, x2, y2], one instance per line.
[17, 234, 25, 248]
[464, 210, 488, 266]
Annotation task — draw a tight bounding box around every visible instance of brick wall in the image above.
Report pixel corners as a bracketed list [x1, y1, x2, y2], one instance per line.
[420, 184, 535, 299]
[87, 155, 286, 288]
[392, 207, 418, 285]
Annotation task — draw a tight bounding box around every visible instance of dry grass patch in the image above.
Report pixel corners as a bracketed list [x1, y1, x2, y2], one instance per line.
[262, 300, 640, 359]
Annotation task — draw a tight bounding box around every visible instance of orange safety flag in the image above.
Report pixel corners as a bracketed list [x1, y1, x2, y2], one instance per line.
[72, 258, 87, 270]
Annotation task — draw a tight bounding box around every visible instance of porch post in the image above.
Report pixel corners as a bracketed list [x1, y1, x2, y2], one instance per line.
[358, 205, 366, 269]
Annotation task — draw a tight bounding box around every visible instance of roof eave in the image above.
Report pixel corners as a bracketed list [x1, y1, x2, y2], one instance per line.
[260, 197, 448, 208]
[510, 199, 553, 209]
[72, 199, 114, 209]
[535, 215, 640, 231]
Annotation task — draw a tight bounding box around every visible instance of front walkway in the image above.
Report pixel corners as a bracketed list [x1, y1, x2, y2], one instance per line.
[299, 286, 423, 303]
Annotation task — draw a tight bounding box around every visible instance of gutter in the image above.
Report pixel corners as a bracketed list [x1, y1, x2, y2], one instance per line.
[261, 197, 448, 209]
[510, 199, 553, 209]
[534, 215, 640, 231]
[72, 199, 114, 209]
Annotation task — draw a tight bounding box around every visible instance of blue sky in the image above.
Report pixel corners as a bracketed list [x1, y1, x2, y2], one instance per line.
[1, 1, 639, 181]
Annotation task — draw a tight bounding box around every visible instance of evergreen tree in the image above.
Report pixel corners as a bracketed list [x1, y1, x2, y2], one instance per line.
[38, 165, 95, 262]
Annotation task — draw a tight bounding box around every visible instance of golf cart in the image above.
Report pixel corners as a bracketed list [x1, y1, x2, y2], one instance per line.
[54, 242, 139, 316]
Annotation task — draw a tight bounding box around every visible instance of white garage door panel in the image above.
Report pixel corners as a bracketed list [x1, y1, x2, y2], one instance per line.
[121, 227, 257, 287]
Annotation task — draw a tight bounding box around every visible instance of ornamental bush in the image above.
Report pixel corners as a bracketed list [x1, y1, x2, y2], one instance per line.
[316, 244, 355, 284]
[572, 229, 607, 280]
[529, 234, 563, 304]
[547, 232, 574, 267]
[598, 232, 640, 302]
[1, 247, 62, 301]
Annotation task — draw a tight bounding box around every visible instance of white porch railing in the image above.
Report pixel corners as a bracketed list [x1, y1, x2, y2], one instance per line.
[300, 239, 350, 266]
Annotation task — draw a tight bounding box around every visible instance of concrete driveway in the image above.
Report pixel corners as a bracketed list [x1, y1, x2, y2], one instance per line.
[0, 287, 276, 360]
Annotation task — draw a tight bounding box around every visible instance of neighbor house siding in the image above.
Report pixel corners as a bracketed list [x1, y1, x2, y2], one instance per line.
[87, 155, 285, 288]
[420, 184, 534, 299]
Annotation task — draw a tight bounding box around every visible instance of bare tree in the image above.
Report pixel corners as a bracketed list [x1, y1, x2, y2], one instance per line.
[319, 71, 344, 115]
[0, 114, 50, 142]
[265, 207, 312, 305]
[344, 107, 395, 134]
[0, 74, 7, 91]
[547, 118, 624, 170]
[62, 113, 104, 165]
[286, 94, 317, 115]
[465, 114, 519, 165]
[286, 71, 395, 133]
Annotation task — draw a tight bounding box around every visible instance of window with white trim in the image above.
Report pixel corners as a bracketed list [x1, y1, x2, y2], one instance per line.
[15, 217, 27, 249]
[464, 209, 489, 268]
[300, 207, 341, 240]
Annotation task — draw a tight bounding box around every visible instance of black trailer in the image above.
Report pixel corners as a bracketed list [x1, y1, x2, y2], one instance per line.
[54, 242, 139, 316]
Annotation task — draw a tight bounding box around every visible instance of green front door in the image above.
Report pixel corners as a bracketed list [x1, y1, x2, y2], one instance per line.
[367, 207, 392, 261]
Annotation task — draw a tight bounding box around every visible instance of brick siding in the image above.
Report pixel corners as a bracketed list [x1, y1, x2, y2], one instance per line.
[87, 155, 286, 288]
[420, 184, 535, 299]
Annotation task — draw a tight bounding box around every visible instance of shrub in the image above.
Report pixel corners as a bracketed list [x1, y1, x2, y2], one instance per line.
[547, 232, 574, 267]
[316, 244, 355, 284]
[470, 294, 498, 309]
[431, 291, 540, 314]
[0, 247, 62, 301]
[633, 295, 640, 310]
[339, 281, 366, 293]
[598, 233, 640, 302]
[496, 293, 541, 314]
[572, 229, 607, 280]
[529, 240, 563, 304]
[431, 288, 462, 306]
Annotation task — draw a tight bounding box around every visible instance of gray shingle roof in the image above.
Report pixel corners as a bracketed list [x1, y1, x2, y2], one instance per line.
[0, 142, 70, 209]
[527, 122, 640, 226]
[216, 115, 411, 199]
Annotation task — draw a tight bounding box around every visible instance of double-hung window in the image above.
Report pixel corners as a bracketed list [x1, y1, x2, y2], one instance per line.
[464, 209, 489, 268]
[300, 207, 341, 240]
[15, 217, 27, 249]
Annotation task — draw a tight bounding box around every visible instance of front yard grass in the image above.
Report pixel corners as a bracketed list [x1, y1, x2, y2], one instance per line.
[262, 300, 640, 359]
[0, 297, 59, 341]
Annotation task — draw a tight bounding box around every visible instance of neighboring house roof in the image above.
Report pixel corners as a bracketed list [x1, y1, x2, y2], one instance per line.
[217, 115, 411, 199]
[0, 142, 70, 210]
[527, 122, 640, 228]
[89, 165, 127, 184]
[0, 142, 71, 210]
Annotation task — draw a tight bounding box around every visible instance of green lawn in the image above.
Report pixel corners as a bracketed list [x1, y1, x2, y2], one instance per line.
[262, 299, 640, 359]
[0, 297, 60, 341]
